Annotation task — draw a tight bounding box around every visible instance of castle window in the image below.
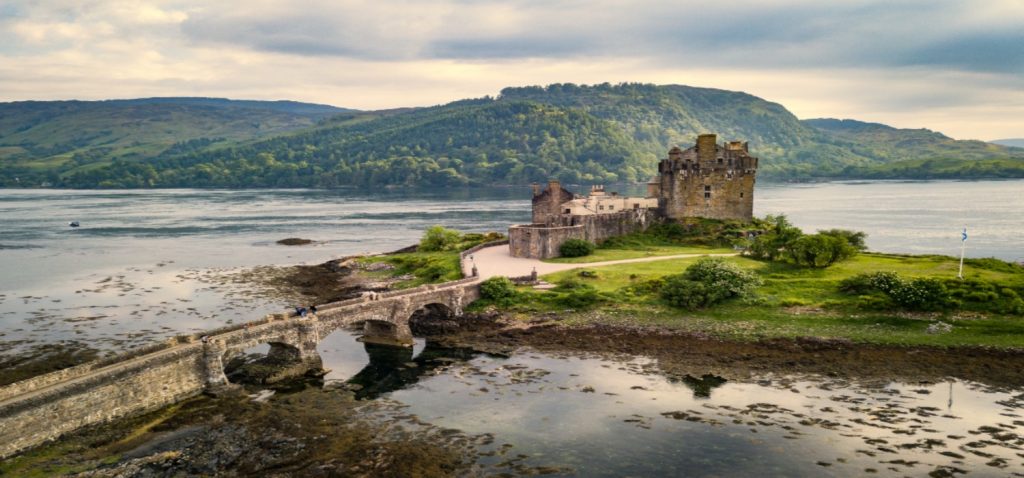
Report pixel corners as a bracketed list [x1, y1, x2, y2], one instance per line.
[608, 205, 614, 210]
[633, 203, 640, 210]
[704, 185, 711, 199]
[599, 205, 605, 211]
[740, 192, 744, 198]
[564, 208, 571, 214]
[717, 158, 723, 165]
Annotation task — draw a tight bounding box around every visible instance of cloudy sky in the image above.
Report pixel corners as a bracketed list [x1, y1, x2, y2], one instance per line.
[1, 0, 1021, 140]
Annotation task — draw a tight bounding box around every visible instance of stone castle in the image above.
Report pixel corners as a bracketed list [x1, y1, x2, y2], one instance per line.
[509, 134, 759, 259]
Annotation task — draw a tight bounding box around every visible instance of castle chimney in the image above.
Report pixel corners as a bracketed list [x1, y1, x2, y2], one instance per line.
[697, 134, 717, 164]
[531, 183, 541, 196]
[668, 146, 683, 161]
[548, 179, 561, 194]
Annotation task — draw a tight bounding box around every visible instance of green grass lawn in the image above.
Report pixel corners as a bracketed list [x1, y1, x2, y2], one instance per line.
[487, 253, 1024, 348]
[543, 244, 734, 263]
[355, 251, 463, 289]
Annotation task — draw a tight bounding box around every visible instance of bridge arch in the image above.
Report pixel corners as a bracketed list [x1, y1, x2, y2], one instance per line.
[408, 302, 458, 335]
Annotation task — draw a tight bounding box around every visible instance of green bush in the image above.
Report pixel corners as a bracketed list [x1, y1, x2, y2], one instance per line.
[419, 264, 450, 281]
[552, 278, 588, 292]
[560, 238, 596, 257]
[479, 276, 517, 303]
[818, 229, 868, 251]
[660, 258, 762, 309]
[622, 277, 665, 296]
[683, 257, 763, 299]
[888, 278, 949, 311]
[745, 215, 803, 261]
[840, 272, 956, 312]
[553, 285, 603, 309]
[419, 225, 462, 252]
[660, 277, 714, 309]
[788, 234, 858, 268]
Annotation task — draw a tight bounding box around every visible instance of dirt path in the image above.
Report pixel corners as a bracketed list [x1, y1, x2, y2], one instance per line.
[463, 244, 736, 280]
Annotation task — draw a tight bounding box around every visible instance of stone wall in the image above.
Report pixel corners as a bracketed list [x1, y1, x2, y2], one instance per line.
[659, 170, 756, 221]
[509, 209, 658, 259]
[566, 209, 658, 245]
[508, 223, 585, 259]
[0, 345, 207, 459]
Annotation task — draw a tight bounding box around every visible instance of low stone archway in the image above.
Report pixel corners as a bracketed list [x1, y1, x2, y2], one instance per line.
[359, 319, 414, 347]
[218, 339, 323, 386]
[408, 303, 458, 336]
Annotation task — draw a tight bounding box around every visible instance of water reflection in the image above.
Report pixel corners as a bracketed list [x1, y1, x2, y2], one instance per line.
[295, 331, 1024, 476]
[345, 342, 479, 400]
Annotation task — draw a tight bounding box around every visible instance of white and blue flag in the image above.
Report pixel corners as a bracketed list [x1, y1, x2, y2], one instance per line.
[961, 228, 968, 242]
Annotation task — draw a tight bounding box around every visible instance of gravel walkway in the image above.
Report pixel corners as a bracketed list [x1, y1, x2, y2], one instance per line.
[462, 244, 737, 280]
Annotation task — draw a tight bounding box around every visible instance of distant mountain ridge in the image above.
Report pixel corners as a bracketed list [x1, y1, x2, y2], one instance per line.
[1, 84, 1022, 188]
[992, 138, 1024, 148]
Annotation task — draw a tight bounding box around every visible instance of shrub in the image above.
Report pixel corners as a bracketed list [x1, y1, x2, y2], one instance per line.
[622, 277, 665, 296]
[888, 278, 949, 311]
[552, 285, 603, 309]
[788, 234, 858, 268]
[660, 277, 714, 309]
[479, 276, 516, 303]
[419, 264, 451, 281]
[745, 215, 803, 261]
[682, 257, 763, 299]
[818, 229, 868, 251]
[839, 272, 950, 312]
[552, 278, 588, 292]
[660, 258, 762, 309]
[560, 238, 596, 257]
[419, 225, 462, 252]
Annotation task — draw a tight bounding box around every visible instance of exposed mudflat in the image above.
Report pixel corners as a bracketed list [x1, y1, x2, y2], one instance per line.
[433, 312, 1024, 389]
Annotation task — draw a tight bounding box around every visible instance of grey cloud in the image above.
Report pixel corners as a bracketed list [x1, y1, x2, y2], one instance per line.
[903, 32, 1024, 73]
[175, 0, 1023, 78]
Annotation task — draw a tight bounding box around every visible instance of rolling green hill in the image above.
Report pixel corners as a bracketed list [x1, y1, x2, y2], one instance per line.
[2, 84, 1022, 188]
[0, 98, 353, 185]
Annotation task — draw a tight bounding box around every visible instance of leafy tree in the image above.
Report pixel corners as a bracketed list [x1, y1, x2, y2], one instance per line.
[419, 225, 462, 252]
[819, 229, 868, 251]
[746, 215, 803, 261]
[787, 234, 858, 268]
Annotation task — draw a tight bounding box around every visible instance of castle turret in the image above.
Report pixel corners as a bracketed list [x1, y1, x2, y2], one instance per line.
[531, 179, 575, 225]
[696, 134, 717, 165]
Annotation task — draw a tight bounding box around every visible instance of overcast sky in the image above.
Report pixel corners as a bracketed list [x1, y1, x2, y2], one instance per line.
[1, 0, 1021, 140]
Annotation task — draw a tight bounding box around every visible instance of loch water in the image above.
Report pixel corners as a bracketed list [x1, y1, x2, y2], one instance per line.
[1, 180, 1023, 475]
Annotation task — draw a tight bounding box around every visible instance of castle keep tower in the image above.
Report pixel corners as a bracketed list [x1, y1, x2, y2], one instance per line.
[509, 134, 758, 259]
[656, 134, 758, 221]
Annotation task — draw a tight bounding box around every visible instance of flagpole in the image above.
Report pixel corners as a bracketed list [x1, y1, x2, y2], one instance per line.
[958, 227, 967, 279]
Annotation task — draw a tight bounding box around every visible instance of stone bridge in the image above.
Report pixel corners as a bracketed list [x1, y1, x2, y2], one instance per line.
[0, 276, 481, 459]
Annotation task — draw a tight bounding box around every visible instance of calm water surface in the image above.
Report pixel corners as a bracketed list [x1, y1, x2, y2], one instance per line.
[1, 181, 1022, 476]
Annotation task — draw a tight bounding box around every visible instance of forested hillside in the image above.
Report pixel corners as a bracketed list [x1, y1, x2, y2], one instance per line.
[0, 98, 351, 186]
[2, 84, 1021, 188]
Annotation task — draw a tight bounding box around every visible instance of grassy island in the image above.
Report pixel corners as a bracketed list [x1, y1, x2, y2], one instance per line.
[475, 221, 1024, 349]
